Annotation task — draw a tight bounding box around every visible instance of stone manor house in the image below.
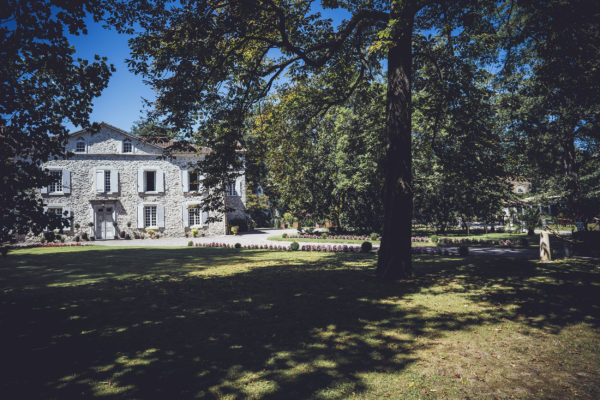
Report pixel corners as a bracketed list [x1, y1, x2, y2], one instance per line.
[40, 123, 246, 239]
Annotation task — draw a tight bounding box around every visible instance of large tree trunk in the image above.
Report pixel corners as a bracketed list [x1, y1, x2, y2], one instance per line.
[376, 10, 414, 280]
[562, 131, 581, 222]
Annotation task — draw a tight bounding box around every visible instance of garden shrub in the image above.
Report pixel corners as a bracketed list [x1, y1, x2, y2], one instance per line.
[229, 217, 249, 232]
[282, 233, 288, 238]
[430, 235, 439, 244]
[120, 231, 126, 239]
[125, 234, 131, 240]
[370, 233, 379, 241]
[235, 243, 241, 248]
[290, 241, 299, 251]
[321, 232, 328, 239]
[458, 245, 469, 256]
[74, 236, 80, 242]
[187, 240, 193, 246]
[43, 231, 55, 242]
[361, 241, 373, 253]
[82, 232, 89, 241]
[191, 228, 199, 237]
[519, 237, 529, 247]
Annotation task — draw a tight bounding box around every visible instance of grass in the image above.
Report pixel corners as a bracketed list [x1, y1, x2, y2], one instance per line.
[1, 247, 599, 399]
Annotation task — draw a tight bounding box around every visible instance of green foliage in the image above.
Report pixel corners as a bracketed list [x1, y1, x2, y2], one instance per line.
[230, 226, 239, 235]
[234, 243, 241, 249]
[290, 242, 299, 251]
[370, 233, 379, 241]
[229, 218, 249, 232]
[361, 241, 373, 253]
[321, 232, 328, 239]
[282, 233, 288, 239]
[191, 228, 199, 238]
[187, 240, 193, 246]
[0, 0, 113, 243]
[430, 235, 439, 244]
[245, 185, 271, 228]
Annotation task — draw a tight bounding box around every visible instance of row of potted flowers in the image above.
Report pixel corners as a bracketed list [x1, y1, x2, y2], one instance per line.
[437, 238, 519, 247]
[286, 234, 377, 241]
[192, 242, 458, 256]
[193, 242, 367, 252]
[9, 242, 92, 249]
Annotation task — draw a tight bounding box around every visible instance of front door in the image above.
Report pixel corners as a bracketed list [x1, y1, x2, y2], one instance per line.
[95, 205, 115, 240]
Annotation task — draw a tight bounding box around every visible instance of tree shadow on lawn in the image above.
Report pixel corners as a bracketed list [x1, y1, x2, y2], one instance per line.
[0, 248, 598, 399]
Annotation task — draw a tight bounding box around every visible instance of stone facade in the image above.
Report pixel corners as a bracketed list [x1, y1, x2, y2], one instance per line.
[40, 123, 246, 240]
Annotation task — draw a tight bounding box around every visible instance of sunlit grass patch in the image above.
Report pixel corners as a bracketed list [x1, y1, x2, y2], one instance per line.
[0, 247, 598, 399]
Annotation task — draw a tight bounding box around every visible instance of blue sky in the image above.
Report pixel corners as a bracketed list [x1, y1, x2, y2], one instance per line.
[65, 19, 154, 132]
[66, 4, 351, 133]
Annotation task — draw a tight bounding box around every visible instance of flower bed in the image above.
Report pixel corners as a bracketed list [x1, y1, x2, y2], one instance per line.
[192, 242, 457, 256]
[437, 237, 516, 247]
[286, 234, 376, 241]
[8, 242, 91, 249]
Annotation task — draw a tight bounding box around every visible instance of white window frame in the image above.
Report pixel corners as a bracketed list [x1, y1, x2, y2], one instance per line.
[123, 138, 133, 153]
[144, 205, 157, 228]
[104, 170, 111, 193]
[75, 138, 86, 153]
[188, 205, 202, 227]
[49, 170, 63, 193]
[48, 206, 63, 216]
[226, 182, 237, 197]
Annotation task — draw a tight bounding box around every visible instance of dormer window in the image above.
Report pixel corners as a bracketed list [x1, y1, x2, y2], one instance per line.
[75, 138, 86, 153]
[123, 139, 132, 153]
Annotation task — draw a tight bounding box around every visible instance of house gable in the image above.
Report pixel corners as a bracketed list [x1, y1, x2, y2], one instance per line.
[67, 122, 164, 156]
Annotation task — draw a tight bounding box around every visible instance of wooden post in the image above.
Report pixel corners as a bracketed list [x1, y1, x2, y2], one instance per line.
[540, 231, 551, 261]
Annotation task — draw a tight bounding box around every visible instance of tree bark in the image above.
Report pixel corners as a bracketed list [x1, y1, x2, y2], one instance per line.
[562, 132, 581, 221]
[376, 8, 414, 280]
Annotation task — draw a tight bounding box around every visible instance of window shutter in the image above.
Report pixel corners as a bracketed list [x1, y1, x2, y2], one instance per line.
[157, 204, 165, 227]
[62, 170, 71, 193]
[137, 169, 144, 192]
[202, 210, 209, 226]
[110, 169, 118, 193]
[182, 169, 189, 192]
[137, 204, 144, 228]
[235, 176, 243, 196]
[157, 169, 165, 193]
[182, 205, 189, 227]
[118, 139, 123, 154]
[96, 169, 105, 193]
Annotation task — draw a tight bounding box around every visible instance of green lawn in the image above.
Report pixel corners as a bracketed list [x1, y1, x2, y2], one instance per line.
[1, 247, 599, 399]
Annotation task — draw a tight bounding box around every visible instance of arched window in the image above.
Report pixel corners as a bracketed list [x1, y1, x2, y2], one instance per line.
[75, 138, 86, 153]
[123, 138, 133, 153]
